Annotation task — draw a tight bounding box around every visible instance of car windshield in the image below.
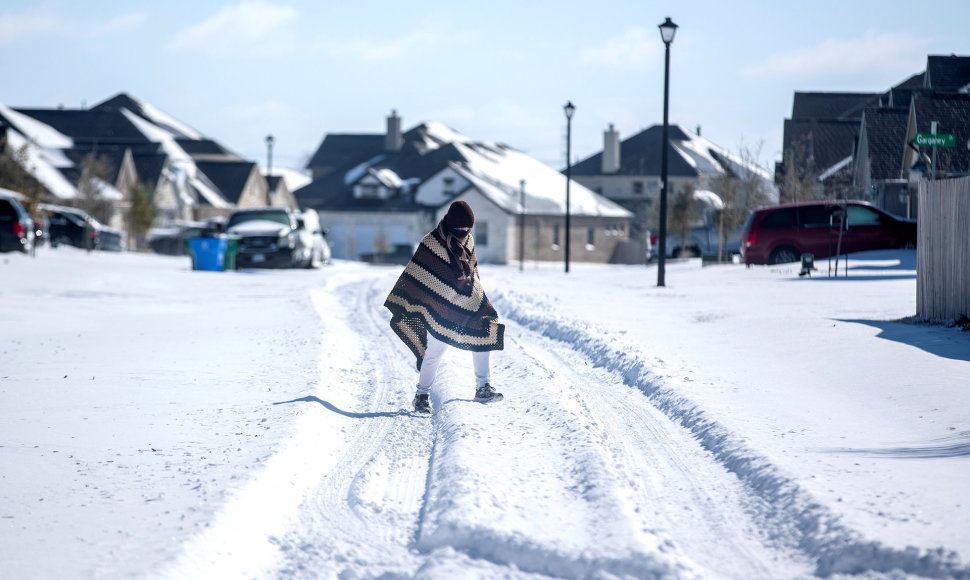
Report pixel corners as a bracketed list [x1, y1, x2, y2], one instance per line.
[227, 211, 291, 229]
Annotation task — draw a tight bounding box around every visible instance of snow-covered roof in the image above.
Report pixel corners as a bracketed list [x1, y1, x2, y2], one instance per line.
[693, 189, 724, 210]
[0, 103, 74, 149]
[369, 167, 403, 188]
[122, 108, 193, 164]
[344, 154, 387, 186]
[5, 129, 78, 199]
[267, 168, 312, 191]
[818, 155, 854, 181]
[135, 98, 205, 140]
[452, 142, 631, 218]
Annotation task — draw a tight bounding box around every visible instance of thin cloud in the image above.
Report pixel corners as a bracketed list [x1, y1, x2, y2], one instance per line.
[744, 30, 929, 79]
[0, 4, 63, 45]
[92, 12, 147, 37]
[580, 27, 661, 71]
[167, 0, 297, 57]
[325, 16, 469, 61]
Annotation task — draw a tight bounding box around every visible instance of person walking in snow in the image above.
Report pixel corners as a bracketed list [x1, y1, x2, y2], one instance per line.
[384, 201, 505, 414]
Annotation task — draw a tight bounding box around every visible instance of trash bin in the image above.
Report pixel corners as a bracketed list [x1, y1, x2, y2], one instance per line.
[188, 237, 227, 271]
[223, 235, 239, 271]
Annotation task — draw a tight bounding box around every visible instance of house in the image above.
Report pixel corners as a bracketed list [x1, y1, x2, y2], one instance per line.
[568, 123, 777, 239]
[780, 54, 970, 216]
[296, 112, 633, 264]
[0, 93, 272, 244]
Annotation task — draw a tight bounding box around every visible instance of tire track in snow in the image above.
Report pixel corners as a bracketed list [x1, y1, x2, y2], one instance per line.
[269, 272, 435, 578]
[494, 290, 970, 580]
[503, 319, 811, 578]
[412, 325, 704, 578]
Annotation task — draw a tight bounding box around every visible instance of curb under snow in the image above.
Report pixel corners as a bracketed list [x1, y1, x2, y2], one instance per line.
[494, 291, 968, 580]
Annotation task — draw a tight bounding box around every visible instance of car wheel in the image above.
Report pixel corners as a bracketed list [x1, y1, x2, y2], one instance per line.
[768, 245, 800, 265]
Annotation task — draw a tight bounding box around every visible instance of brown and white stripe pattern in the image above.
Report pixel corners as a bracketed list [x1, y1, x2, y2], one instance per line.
[384, 230, 505, 370]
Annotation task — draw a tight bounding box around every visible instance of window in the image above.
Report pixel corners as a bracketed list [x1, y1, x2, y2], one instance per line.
[443, 177, 455, 196]
[798, 206, 831, 227]
[586, 227, 595, 250]
[846, 205, 881, 225]
[552, 223, 560, 250]
[476, 221, 488, 246]
[633, 181, 644, 194]
[760, 208, 797, 229]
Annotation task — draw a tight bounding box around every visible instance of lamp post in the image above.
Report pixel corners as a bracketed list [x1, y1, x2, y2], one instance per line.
[563, 101, 575, 273]
[657, 17, 677, 288]
[265, 134, 275, 178]
[519, 179, 526, 272]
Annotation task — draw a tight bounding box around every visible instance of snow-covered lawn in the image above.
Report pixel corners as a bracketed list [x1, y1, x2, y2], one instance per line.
[1, 247, 967, 579]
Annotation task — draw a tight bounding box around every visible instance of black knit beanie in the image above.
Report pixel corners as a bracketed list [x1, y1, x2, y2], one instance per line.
[444, 201, 475, 230]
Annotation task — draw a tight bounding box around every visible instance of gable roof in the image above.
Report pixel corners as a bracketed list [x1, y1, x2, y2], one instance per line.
[92, 93, 205, 139]
[571, 124, 696, 178]
[194, 160, 259, 205]
[860, 108, 908, 180]
[909, 93, 970, 176]
[791, 92, 882, 121]
[570, 124, 773, 189]
[782, 119, 859, 173]
[306, 134, 385, 176]
[13, 108, 148, 145]
[297, 120, 631, 218]
[925, 55, 970, 91]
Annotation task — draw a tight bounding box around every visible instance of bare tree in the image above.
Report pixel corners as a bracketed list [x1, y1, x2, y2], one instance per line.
[76, 153, 114, 223]
[127, 180, 157, 249]
[669, 181, 695, 258]
[778, 135, 819, 204]
[0, 143, 46, 213]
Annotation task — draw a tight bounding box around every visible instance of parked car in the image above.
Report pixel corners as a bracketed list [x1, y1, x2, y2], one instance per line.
[295, 209, 331, 268]
[148, 222, 219, 256]
[647, 190, 741, 260]
[225, 207, 309, 268]
[41, 205, 100, 250]
[96, 225, 127, 252]
[0, 193, 35, 254]
[740, 200, 917, 265]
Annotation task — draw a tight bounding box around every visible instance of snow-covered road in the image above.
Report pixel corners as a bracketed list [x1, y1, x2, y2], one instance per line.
[2, 248, 968, 579]
[162, 270, 810, 579]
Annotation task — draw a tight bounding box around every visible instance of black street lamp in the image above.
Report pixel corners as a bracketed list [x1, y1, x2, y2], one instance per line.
[564, 101, 575, 273]
[265, 134, 275, 178]
[657, 17, 677, 288]
[519, 179, 526, 273]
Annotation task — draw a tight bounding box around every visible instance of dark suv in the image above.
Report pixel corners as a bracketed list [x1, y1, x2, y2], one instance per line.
[0, 194, 35, 253]
[41, 205, 100, 250]
[740, 200, 917, 265]
[225, 207, 309, 268]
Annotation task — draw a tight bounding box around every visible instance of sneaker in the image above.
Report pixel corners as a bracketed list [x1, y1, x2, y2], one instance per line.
[413, 393, 431, 414]
[474, 383, 503, 402]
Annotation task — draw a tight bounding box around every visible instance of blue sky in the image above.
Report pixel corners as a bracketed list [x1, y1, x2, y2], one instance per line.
[2, 0, 968, 175]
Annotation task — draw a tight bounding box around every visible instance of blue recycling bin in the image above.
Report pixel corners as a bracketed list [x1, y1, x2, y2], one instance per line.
[188, 237, 228, 271]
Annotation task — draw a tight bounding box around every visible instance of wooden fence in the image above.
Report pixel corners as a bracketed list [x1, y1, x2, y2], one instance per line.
[917, 176, 970, 321]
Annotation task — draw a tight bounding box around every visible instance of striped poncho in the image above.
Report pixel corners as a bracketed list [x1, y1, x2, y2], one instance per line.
[384, 228, 505, 370]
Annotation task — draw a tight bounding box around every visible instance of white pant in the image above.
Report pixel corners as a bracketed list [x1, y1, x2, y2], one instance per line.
[417, 334, 490, 395]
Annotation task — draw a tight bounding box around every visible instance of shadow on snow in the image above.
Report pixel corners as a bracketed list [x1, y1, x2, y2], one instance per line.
[273, 396, 412, 418]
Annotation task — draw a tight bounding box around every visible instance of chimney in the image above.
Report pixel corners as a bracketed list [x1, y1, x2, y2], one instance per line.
[385, 109, 403, 152]
[601, 123, 620, 174]
[696, 125, 701, 136]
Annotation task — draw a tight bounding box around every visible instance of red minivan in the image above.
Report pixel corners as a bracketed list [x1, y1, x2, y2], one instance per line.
[740, 200, 917, 265]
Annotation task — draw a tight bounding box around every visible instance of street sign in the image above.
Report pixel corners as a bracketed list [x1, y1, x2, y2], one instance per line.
[914, 133, 956, 147]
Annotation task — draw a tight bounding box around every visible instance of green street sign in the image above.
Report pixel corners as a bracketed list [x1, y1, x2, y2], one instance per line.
[914, 133, 956, 147]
